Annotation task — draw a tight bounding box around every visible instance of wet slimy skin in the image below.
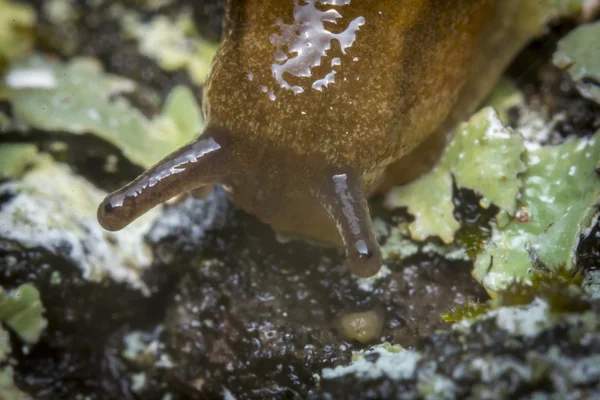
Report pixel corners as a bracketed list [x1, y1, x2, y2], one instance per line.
[99, 0, 545, 278]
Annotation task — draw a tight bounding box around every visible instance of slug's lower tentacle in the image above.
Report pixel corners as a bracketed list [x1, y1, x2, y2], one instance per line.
[320, 171, 382, 278]
[98, 128, 230, 231]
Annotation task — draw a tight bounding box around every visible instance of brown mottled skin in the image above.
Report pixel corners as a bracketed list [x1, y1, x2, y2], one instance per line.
[98, 0, 547, 277]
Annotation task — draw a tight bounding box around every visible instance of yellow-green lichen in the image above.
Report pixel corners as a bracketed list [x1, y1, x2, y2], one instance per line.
[0, 144, 38, 180]
[0, 366, 28, 400]
[386, 108, 526, 243]
[117, 8, 217, 85]
[0, 284, 47, 345]
[0, 0, 35, 71]
[474, 132, 600, 294]
[553, 21, 600, 104]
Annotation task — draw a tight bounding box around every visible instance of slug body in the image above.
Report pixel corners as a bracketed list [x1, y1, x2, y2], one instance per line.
[99, 0, 545, 277]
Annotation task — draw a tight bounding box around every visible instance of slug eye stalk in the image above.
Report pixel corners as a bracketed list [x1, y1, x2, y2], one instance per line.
[97, 127, 231, 231]
[319, 171, 382, 278]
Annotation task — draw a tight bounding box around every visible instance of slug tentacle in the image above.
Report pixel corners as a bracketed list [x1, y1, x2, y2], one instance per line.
[320, 171, 382, 278]
[97, 128, 230, 231]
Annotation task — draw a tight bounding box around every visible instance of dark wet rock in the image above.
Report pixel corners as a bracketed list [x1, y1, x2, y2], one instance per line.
[0, 247, 159, 399]
[147, 186, 235, 264]
[507, 31, 600, 140]
[149, 204, 486, 398]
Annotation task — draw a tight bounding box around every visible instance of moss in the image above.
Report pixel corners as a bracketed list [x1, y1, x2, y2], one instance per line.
[443, 267, 590, 323]
[441, 299, 491, 323]
[452, 188, 497, 260]
[493, 268, 590, 314]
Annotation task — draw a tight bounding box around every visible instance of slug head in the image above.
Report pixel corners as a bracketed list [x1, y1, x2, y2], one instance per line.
[97, 126, 382, 278]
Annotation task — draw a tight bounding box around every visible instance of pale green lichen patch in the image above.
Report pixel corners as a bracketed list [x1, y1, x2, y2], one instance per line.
[385, 167, 457, 243]
[474, 132, 600, 293]
[0, 0, 35, 70]
[446, 108, 526, 214]
[387, 100, 599, 295]
[42, 0, 79, 24]
[417, 372, 457, 400]
[483, 77, 524, 125]
[553, 21, 600, 104]
[0, 144, 38, 180]
[385, 108, 526, 243]
[117, 8, 217, 85]
[0, 157, 160, 294]
[0, 326, 10, 363]
[2, 55, 203, 169]
[0, 366, 28, 400]
[0, 284, 46, 345]
[152, 85, 204, 146]
[322, 344, 420, 382]
[584, 270, 600, 299]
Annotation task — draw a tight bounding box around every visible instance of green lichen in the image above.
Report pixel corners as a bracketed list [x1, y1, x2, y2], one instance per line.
[324, 344, 420, 381]
[385, 167, 458, 243]
[0, 284, 46, 345]
[553, 21, 600, 104]
[0, 326, 10, 361]
[117, 8, 217, 85]
[483, 77, 523, 126]
[379, 225, 419, 260]
[387, 103, 599, 296]
[0, 144, 38, 180]
[0, 0, 35, 71]
[584, 270, 600, 299]
[0, 367, 27, 400]
[350, 342, 404, 362]
[386, 107, 526, 243]
[2, 55, 203, 169]
[474, 132, 600, 293]
[541, 0, 590, 15]
[152, 85, 204, 146]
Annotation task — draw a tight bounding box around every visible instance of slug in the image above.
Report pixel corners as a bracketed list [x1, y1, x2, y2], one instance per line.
[98, 0, 545, 278]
